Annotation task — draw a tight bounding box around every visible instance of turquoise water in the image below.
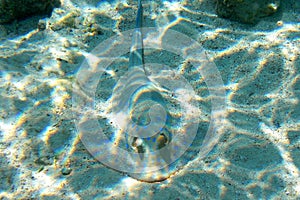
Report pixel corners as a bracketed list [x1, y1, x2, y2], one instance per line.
[0, 0, 299, 199]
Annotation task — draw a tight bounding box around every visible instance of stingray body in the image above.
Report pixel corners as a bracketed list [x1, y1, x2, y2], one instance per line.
[76, 0, 225, 184]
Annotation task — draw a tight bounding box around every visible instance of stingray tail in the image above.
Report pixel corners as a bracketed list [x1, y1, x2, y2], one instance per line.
[129, 0, 144, 69]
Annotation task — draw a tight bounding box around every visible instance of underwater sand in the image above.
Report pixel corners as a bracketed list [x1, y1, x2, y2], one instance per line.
[0, 0, 300, 199]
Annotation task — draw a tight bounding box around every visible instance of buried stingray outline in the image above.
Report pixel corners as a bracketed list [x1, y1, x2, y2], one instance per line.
[72, 0, 226, 182]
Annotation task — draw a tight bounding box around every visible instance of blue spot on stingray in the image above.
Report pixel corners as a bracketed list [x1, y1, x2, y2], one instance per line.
[174, 145, 179, 152]
[102, 139, 110, 144]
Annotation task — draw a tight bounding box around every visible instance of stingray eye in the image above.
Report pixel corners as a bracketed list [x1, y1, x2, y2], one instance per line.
[131, 137, 145, 154]
[156, 133, 168, 149]
[131, 136, 144, 147]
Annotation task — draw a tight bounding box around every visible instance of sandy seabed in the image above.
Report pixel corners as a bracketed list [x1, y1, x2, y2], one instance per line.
[0, 0, 300, 199]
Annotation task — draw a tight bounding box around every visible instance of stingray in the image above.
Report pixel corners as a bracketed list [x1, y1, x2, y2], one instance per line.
[74, 0, 226, 183]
